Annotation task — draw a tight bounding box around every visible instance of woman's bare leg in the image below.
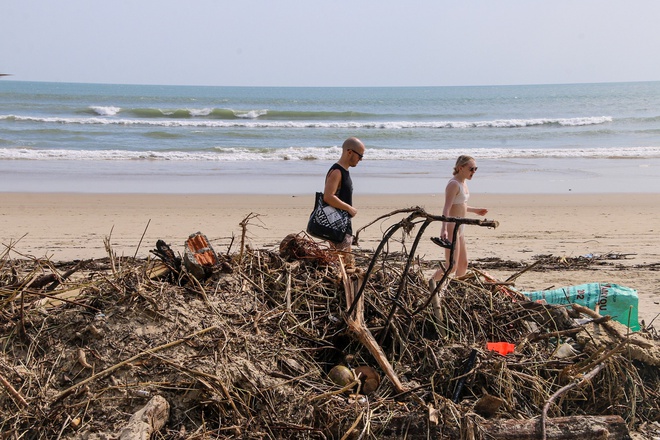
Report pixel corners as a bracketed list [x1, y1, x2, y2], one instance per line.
[431, 224, 457, 282]
[455, 234, 468, 277]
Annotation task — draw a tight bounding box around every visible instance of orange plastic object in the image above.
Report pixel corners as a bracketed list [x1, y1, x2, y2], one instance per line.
[486, 342, 515, 355]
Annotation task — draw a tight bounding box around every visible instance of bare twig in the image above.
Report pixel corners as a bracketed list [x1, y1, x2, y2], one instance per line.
[52, 326, 218, 402]
[133, 219, 151, 259]
[0, 372, 28, 408]
[541, 363, 606, 440]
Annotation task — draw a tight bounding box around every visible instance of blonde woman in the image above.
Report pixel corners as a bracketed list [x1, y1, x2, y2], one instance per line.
[430, 155, 488, 285]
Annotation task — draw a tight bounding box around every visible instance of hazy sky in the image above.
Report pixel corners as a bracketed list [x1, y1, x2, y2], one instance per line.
[3, 1, 660, 87]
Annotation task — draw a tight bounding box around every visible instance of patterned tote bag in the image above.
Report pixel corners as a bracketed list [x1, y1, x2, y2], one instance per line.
[306, 192, 350, 243]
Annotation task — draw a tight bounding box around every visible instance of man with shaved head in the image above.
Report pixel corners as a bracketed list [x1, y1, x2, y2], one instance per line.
[322, 137, 365, 256]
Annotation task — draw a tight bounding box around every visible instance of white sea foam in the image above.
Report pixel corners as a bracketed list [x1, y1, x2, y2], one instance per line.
[233, 109, 268, 119]
[2, 145, 659, 161]
[189, 108, 213, 117]
[90, 106, 121, 116]
[0, 115, 612, 129]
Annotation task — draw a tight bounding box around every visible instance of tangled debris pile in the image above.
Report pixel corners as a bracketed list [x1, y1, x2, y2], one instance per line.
[472, 252, 642, 272]
[1, 210, 659, 439]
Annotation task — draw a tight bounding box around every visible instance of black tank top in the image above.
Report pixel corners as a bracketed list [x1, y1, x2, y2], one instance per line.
[326, 163, 352, 207]
[326, 163, 353, 234]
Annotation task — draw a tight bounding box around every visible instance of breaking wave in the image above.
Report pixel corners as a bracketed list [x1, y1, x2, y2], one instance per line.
[2, 145, 658, 161]
[0, 114, 613, 129]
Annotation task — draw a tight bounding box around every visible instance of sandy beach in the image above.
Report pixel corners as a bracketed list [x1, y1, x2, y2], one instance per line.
[1, 192, 659, 325]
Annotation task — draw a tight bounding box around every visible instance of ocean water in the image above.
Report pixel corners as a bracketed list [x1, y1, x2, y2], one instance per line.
[1, 80, 659, 194]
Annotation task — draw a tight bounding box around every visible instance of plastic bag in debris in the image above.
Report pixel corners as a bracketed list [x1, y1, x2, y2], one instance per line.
[523, 283, 639, 331]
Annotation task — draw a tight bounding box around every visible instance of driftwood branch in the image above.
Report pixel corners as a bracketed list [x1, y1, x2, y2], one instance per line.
[349, 207, 498, 317]
[339, 258, 406, 394]
[352, 207, 422, 244]
[541, 363, 606, 440]
[341, 207, 500, 396]
[118, 395, 170, 440]
[572, 303, 660, 368]
[0, 286, 101, 311]
[480, 415, 630, 440]
[353, 206, 498, 245]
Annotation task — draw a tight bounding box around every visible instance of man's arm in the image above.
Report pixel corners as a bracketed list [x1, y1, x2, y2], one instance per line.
[323, 169, 357, 217]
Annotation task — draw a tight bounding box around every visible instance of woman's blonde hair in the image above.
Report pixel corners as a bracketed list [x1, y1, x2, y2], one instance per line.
[453, 155, 474, 175]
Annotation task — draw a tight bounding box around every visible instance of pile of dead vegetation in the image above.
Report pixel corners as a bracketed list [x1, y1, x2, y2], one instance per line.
[472, 252, 641, 272]
[1, 209, 659, 439]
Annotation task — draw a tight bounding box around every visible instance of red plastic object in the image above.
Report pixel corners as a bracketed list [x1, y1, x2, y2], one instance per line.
[486, 342, 515, 355]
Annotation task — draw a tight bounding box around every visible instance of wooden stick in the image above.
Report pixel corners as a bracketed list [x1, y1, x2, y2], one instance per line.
[353, 206, 499, 245]
[133, 219, 151, 259]
[339, 409, 365, 440]
[505, 259, 542, 283]
[340, 258, 406, 394]
[285, 263, 293, 312]
[541, 363, 606, 440]
[52, 326, 218, 402]
[479, 415, 629, 439]
[0, 372, 28, 408]
[44, 258, 90, 291]
[431, 277, 449, 338]
[2, 287, 100, 311]
[573, 303, 651, 348]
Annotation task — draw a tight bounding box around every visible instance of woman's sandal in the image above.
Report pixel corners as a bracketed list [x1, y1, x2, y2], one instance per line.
[431, 236, 452, 249]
